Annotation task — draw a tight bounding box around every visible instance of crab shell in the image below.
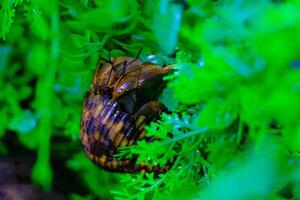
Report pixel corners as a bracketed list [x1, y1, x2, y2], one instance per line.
[81, 56, 172, 172]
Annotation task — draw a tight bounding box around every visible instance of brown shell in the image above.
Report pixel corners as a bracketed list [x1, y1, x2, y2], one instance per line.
[80, 56, 171, 172]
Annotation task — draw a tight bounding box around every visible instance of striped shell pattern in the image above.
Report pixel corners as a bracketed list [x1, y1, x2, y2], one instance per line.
[80, 56, 171, 172]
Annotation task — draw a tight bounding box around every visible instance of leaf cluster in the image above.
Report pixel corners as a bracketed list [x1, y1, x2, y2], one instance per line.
[1, 0, 300, 199]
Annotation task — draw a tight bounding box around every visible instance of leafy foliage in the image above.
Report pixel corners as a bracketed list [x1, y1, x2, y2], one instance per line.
[1, 0, 300, 199]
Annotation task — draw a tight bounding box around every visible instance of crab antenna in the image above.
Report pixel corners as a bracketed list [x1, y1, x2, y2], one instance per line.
[135, 48, 143, 60]
[99, 48, 114, 64]
[99, 57, 112, 64]
[118, 48, 143, 75]
[108, 48, 112, 62]
[121, 60, 128, 75]
[136, 64, 142, 88]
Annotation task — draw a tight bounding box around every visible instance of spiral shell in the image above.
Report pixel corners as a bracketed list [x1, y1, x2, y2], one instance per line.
[80, 56, 171, 172]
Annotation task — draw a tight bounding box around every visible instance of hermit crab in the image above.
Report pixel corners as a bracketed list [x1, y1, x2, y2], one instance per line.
[80, 51, 172, 172]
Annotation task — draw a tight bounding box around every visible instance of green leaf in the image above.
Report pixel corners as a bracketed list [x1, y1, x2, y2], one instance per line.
[0, 0, 15, 39]
[153, 1, 182, 55]
[8, 110, 37, 134]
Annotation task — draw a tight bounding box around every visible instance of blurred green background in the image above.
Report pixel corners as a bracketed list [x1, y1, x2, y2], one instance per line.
[1, 0, 300, 199]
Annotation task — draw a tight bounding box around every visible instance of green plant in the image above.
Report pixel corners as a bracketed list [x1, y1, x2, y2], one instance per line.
[1, 0, 300, 199]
